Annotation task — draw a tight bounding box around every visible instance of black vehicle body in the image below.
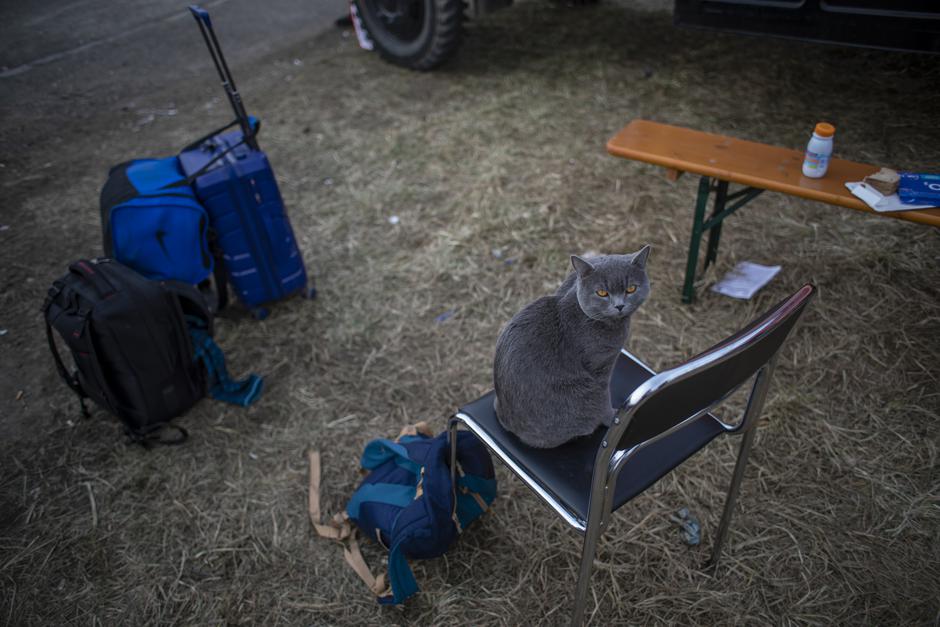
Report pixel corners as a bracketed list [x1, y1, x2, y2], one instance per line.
[674, 0, 940, 54]
[358, 0, 939, 71]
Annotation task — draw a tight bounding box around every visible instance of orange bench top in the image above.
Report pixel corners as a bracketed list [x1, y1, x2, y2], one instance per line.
[607, 119, 940, 228]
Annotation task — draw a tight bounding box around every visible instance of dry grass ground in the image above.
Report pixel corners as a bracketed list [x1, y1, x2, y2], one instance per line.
[2, 1, 939, 624]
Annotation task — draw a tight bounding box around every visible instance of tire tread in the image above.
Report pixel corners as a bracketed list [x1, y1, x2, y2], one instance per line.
[354, 0, 466, 71]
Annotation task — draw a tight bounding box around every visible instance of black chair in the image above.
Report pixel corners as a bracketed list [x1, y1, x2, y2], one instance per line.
[448, 284, 816, 625]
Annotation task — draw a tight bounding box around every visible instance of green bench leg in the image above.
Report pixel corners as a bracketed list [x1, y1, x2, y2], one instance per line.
[705, 180, 729, 269]
[681, 176, 711, 304]
[681, 178, 762, 304]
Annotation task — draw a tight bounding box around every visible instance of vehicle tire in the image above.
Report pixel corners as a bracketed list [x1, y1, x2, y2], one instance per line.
[352, 0, 465, 71]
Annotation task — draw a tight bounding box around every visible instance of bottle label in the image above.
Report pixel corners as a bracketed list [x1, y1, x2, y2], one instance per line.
[804, 150, 829, 171]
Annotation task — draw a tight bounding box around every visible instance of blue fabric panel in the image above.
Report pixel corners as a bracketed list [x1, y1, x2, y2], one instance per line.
[125, 157, 186, 191]
[455, 475, 497, 529]
[455, 493, 483, 529]
[454, 431, 496, 479]
[415, 434, 455, 514]
[458, 474, 497, 502]
[110, 195, 212, 284]
[347, 483, 416, 520]
[107, 156, 213, 284]
[397, 435, 426, 444]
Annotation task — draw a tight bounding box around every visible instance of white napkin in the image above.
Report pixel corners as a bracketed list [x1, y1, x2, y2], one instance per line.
[845, 181, 935, 213]
[711, 261, 781, 300]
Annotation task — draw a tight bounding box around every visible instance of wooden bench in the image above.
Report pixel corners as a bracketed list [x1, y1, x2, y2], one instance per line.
[606, 119, 940, 303]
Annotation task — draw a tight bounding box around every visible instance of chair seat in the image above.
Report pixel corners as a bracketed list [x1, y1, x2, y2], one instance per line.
[458, 352, 726, 526]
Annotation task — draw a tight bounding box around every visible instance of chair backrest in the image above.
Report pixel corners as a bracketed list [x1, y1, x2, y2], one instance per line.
[614, 284, 816, 453]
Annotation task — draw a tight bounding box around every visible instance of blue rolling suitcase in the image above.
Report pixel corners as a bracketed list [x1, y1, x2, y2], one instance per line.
[179, 6, 312, 320]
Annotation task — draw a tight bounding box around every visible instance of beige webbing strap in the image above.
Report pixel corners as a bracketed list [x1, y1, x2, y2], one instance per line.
[414, 467, 425, 501]
[307, 450, 350, 540]
[345, 535, 389, 596]
[396, 421, 434, 441]
[307, 449, 390, 598]
[469, 490, 488, 512]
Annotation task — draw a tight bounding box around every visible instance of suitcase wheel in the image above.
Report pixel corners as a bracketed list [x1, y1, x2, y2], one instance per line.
[305, 286, 317, 300]
[251, 307, 270, 321]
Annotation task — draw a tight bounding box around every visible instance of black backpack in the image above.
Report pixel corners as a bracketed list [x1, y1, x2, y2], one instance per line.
[43, 258, 210, 444]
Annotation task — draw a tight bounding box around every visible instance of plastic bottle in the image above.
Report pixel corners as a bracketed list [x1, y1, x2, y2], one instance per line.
[802, 122, 835, 178]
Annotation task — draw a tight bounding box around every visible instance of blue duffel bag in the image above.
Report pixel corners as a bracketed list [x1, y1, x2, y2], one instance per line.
[99, 157, 214, 286]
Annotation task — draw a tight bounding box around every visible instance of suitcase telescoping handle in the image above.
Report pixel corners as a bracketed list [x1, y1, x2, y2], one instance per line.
[188, 5, 259, 151]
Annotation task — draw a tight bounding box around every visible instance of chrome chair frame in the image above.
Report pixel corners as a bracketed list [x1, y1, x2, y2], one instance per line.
[449, 285, 815, 625]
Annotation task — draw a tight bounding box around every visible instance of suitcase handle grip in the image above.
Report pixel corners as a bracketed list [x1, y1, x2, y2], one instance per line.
[181, 130, 256, 184]
[189, 5, 211, 25]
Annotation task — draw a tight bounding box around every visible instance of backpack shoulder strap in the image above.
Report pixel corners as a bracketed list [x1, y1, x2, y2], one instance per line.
[189, 324, 263, 406]
[43, 317, 90, 418]
[42, 278, 106, 419]
[381, 539, 419, 605]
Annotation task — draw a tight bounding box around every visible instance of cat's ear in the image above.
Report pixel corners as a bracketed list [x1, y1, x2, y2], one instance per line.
[571, 255, 595, 278]
[632, 245, 651, 269]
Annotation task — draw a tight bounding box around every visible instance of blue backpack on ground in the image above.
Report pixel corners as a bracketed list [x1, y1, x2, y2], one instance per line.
[309, 424, 497, 605]
[348, 427, 497, 604]
[178, 6, 312, 320]
[100, 157, 214, 286]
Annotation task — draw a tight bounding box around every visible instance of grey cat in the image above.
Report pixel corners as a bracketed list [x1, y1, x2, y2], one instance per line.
[493, 247, 651, 448]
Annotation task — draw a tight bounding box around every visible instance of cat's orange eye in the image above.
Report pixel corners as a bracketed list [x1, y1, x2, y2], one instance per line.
[626, 285, 637, 294]
[595, 289, 609, 298]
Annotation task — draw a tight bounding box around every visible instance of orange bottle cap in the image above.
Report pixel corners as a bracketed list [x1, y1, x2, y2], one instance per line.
[814, 122, 835, 137]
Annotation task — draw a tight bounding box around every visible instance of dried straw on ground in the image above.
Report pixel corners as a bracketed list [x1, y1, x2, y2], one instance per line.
[1, 1, 938, 624]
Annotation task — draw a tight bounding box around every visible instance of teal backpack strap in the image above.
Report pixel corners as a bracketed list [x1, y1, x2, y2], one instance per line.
[381, 539, 419, 605]
[346, 483, 417, 520]
[188, 320, 263, 406]
[360, 438, 422, 475]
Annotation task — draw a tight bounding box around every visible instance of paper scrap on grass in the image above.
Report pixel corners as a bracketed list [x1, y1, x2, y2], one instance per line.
[845, 181, 935, 213]
[669, 507, 701, 546]
[711, 261, 781, 300]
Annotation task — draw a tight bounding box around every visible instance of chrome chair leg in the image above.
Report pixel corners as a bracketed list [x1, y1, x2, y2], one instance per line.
[571, 518, 604, 627]
[708, 359, 776, 572]
[707, 420, 757, 572]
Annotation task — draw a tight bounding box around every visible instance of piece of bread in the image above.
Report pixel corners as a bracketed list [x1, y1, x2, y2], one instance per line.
[864, 168, 900, 195]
